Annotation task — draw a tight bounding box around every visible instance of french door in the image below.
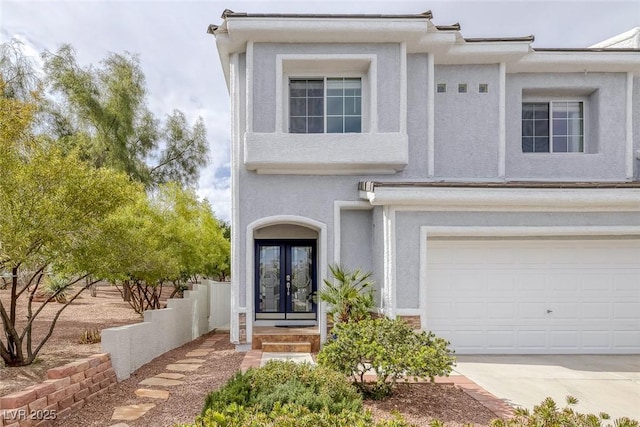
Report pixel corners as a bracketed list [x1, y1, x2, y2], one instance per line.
[255, 240, 317, 321]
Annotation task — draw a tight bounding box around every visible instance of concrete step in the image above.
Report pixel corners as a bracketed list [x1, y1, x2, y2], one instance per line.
[261, 341, 312, 353]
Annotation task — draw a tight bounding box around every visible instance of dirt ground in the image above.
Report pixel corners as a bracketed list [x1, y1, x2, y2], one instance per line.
[0, 284, 142, 396]
[1, 285, 501, 426]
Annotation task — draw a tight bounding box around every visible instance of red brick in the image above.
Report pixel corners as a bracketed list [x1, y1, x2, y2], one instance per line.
[29, 384, 55, 402]
[56, 396, 73, 411]
[27, 398, 48, 414]
[103, 367, 116, 379]
[73, 389, 89, 402]
[70, 400, 84, 413]
[17, 418, 34, 427]
[33, 421, 53, 427]
[45, 389, 65, 406]
[95, 389, 107, 398]
[79, 378, 93, 390]
[53, 408, 70, 422]
[63, 384, 80, 398]
[83, 367, 98, 378]
[91, 353, 110, 363]
[41, 404, 57, 414]
[107, 383, 117, 392]
[98, 378, 111, 389]
[0, 390, 37, 410]
[5, 423, 19, 427]
[84, 392, 98, 403]
[92, 373, 104, 383]
[69, 372, 84, 384]
[95, 362, 110, 373]
[88, 384, 100, 394]
[45, 365, 74, 380]
[42, 378, 69, 391]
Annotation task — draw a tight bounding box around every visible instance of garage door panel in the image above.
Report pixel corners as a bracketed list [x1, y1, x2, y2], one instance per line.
[615, 303, 640, 319]
[582, 303, 610, 320]
[426, 239, 640, 354]
[582, 331, 611, 348]
[614, 331, 640, 348]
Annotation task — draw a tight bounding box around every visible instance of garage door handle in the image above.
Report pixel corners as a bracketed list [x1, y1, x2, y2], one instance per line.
[546, 309, 553, 313]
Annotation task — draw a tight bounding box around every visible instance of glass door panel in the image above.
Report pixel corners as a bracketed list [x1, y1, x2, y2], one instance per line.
[258, 245, 281, 314]
[255, 240, 316, 321]
[290, 245, 313, 314]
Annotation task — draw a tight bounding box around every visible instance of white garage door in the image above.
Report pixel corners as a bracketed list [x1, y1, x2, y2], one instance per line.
[426, 239, 640, 354]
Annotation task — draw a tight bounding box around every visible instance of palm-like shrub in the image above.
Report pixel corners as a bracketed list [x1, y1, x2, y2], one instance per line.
[316, 264, 375, 324]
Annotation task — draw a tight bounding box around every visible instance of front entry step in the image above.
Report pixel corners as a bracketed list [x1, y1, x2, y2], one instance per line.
[262, 341, 312, 353]
[252, 326, 320, 352]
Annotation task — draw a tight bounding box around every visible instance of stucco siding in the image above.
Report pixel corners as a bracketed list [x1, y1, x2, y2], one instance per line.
[406, 54, 429, 178]
[434, 64, 501, 178]
[340, 209, 374, 279]
[251, 42, 402, 134]
[506, 72, 628, 180]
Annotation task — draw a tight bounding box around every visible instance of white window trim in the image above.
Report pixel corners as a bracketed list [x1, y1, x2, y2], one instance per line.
[522, 96, 589, 154]
[275, 54, 377, 133]
[287, 76, 365, 134]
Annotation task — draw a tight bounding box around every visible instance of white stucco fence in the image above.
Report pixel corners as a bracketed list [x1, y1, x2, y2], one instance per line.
[102, 280, 231, 380]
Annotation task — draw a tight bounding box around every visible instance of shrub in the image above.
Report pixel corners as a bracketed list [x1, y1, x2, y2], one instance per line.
[201, 360, 362, 416]
[202, 370, 252, 415]
[186, 402, 414, 427]
[78, 328, 101, 344]
[490, 396, 639, 427]
[317, 317, 455, 399]
[316, 264, 376, 324]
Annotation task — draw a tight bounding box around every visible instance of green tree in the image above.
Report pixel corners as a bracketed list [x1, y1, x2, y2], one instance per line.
[1, 40, 208, 187]
[0, 91, 140, 365]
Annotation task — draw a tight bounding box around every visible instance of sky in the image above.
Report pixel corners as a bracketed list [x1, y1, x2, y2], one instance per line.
[1, 0, 639, 222]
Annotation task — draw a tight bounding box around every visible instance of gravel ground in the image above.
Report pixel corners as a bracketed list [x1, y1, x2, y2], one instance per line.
[0, 285, 141, 396]
[55, 331, 243, 427]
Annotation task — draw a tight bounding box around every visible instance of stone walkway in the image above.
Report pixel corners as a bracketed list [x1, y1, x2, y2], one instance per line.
[107, 340, 512, 425]
[107, 334, 225, 425]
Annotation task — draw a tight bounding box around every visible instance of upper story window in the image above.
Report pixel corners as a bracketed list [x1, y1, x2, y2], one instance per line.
[289, 77, 362, 134]
[522, 101, 584, 153]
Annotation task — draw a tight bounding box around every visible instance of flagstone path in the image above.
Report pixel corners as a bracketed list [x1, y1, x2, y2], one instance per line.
[108, 334, 223, 425]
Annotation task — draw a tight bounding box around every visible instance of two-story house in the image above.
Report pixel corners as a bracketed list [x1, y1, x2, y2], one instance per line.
[209, 10, 640, 354]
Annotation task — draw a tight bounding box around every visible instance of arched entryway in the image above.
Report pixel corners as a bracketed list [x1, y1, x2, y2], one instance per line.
[254, 224, 318, 322]
[245, 216, 327, 338]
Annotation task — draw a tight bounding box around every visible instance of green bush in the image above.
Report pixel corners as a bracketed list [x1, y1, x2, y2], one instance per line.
[317, 316, 455, 399]
[316, 264, 376, 324]
[490, 396, 639, 427]
[202, 370, 252, 415]
[201, 360, 362, 417]
[185, 402, 413, 427]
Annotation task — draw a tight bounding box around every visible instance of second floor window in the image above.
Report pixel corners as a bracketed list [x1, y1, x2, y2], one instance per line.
[522, 101, 584, 153]
[289, 78, 362, 134]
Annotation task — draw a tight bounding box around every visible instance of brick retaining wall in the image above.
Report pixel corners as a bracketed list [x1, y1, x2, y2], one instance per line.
[0, 354, 116, 427]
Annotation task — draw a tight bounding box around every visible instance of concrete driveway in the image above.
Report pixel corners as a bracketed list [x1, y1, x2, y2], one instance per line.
[454, 355, 640, 421]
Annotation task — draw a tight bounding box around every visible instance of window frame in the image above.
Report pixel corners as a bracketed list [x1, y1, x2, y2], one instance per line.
[521, 97, 588, 154]
[288, 76, 363, 134]
[276, 54, 375, 134]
